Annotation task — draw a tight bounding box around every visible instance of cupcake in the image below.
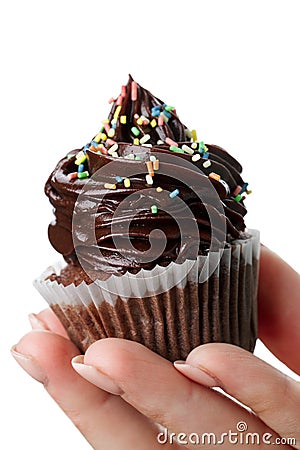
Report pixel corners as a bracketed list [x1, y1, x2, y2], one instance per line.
[34, 75, 260, 362]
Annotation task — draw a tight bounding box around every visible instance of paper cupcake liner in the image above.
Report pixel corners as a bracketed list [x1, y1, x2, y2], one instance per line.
[34, 229, 260, 361]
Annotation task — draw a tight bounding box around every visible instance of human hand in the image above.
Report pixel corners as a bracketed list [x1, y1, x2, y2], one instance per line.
[11, 246, 300, 449]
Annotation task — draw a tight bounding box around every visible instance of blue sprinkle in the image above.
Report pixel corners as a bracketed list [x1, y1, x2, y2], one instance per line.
[78, 163, 85, 173]
[169, 188, 180, 199]
[115, 176, 123, 183]
[163, 110, 171, 119]
[151, 105, 161, 116]
[202, 152, 209, 159]
[112, 123, 117, 129]
[240, 182, 249, 194]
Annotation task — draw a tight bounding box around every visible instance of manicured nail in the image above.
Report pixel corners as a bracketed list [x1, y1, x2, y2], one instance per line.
[174, 360, 223, 388]
[28, 313, 49, 331]
[72, 355, 124, 395]
[11, 345, 47, 384]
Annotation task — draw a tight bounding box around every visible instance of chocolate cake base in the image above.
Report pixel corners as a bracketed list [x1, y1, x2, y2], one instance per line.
[49, 257, 259, 362]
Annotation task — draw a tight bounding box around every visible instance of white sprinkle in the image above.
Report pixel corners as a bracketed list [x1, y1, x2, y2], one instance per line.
[191, 142, 198, 149]
[111, 151, 119, 158]
[124, 153, 135, 160]
[150, 155, 156, 162]
[203, 160, 211, 168]
[185, 129, 192, 138]
[140, 134, 151, 144]
[108, 143, 119, 154]
[111, 118, 117, 125]
[181, 144, 194, 155]
[142, 143, 153, 147]
[157, 140, 164, 145]
[192, 154, 201, 162]
[146, 174, 153, 185]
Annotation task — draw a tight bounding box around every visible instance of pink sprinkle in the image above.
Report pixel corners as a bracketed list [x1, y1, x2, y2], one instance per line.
[143, 119, 150, 125]
[158, 115, 164, 126]
[108, 97, 115, 104]
[131, 81, 138, 101]
[121, 85, 126, 97]
[165, 137, 178, 147]
[116, 95, 123, 106]
[134, 113, 139, 119]
[233, 185, 242, 196]
[101, 148, 108, 155]
[107, 138, 116, 146]
[68, 172, 78, 181]
[103, 122, 110, 133]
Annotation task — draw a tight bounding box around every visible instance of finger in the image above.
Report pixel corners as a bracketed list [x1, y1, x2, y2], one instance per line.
[76, 338, 282, 449]
[258, 245, 300, 374]
[28, 309, 69, 338]
[176, 343, 300, 447]
[11, 331, 176, 450]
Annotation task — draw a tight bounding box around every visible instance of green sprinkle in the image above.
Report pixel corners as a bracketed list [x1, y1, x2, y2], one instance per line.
[67, 154, 74, 159]
[78, 171, 89, 179]
[170, 145, 184, 153]
[151, 205, 158, 214]
[164, 105, 175, 112]
[234, 194, 242, 202]
[131, 126, 140, 136]
[135, 155, 142, 160]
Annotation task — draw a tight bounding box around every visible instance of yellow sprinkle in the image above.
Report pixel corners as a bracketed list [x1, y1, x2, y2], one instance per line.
[75, 151, 87, 165]
[124, 178, 131, 188]
[191, 129, 197, 142]
[102, 119, 110, 124]
[99, 133, 107, 141]
[150, 119, 157, 128]
[156, 187, 163, 192]
[94, 132, 102, 143]
[133, 138, 140, 145]
[113, 106, 122, 120]
[209, 172, 221, 181]
[137, 118, 143, 125]
[120, 115, 127, 124]
[104, 183, 117, 190]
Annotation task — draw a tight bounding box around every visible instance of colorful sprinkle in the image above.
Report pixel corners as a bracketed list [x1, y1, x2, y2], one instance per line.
[150, 155, 156, 162]
[157, 140, 164, 145]
[185, 129, 192, 139]
[164, 105, 175, 112]
[107, 138, 116, 146]
[94, 132, 102, 143]
[156, 187, 163, 193]
[246, 189, 252, 195]
[234, 194, 243, 202]
[116, 95, 123, 106]
[151, 105, 161, 116]
[135, 155, 141, 160]
[131, 81, 138, 101]
[77, 171, 89, 179]
[169, 188, 180, 198]
[202, 152, 209, 159]
[115, 176, 123, 183]
[108, 128, 116, 138]
[151, 205, 158, 214]
[124, 154, 135, 160]
[108, 143, 119, 154]
[68, 172, 78, 181]
[153, 159, 159, 171]
[99, 132, 107, 141]
[150, 119, 157, 128]
[108, 97, 115, 104]
[78, 163, 85, 173]
[191, 142, 198, 150]
[240, 182, 249, 194]
[209, 172, 221, 181]
[124, 178, 131, 188]
[67, 154, 74, 160]
[113, 105, 122, 120]
[158, 115, 164, 126]
[111, 152, 119, 158]
[131, 126, 140, 137]
[145, 174, 153, 185]
[104, 183, 117, 190]
[146, 161, 154, 176]
[165, 137, 178, 147]
[121, 85, 126, 97]
[120, 115, 127, 124]
[233, 185, 242, 196]
[162, 109, 171, 119]
[191, 129, 197, 142]
[140, 134, 151, 144]
[203, 160, 211, 168]
[181, 144, 194, 155]
[170, 145, 184, 153]
[192, 154, 201, 162]
[133, 138, 140, 145]
[75, 151, 87, 165]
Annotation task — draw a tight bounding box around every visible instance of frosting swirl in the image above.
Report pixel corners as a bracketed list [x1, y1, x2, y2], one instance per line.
[45, 76, 250, 275]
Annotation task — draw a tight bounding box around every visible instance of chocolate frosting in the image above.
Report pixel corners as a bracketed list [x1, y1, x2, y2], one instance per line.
[45, 76, 250, 275]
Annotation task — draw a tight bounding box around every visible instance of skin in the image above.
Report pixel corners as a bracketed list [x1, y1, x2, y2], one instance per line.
[11, 246, 300, 449]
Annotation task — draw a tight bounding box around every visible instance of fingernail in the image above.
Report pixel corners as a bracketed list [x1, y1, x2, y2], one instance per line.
[28, 313, 49, 331]
[72, 355, 124, 395]
[11, 345, 47, 384]
[174, 361, 223, 388]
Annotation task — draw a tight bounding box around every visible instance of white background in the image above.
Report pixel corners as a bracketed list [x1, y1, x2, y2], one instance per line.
[1, 0, 299, 449]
